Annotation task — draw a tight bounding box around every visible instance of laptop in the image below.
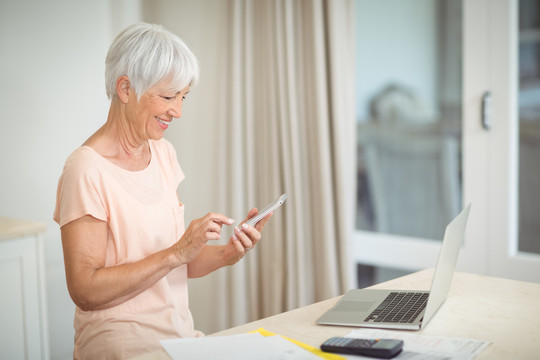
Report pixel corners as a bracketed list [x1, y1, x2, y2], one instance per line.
[317, 204, 471, 331]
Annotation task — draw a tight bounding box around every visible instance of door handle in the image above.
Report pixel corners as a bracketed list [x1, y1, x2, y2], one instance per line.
[481, 91, 492, 130]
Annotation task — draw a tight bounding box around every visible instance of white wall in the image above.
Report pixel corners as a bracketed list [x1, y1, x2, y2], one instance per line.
[0, 1, 140, 358]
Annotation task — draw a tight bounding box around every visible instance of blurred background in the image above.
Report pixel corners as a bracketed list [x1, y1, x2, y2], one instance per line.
[1, 0, 539, 359]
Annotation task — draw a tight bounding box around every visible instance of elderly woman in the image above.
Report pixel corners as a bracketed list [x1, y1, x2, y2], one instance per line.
[54, 23, 270, 359]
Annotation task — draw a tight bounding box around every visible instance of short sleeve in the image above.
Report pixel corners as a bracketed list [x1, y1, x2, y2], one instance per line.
[53, 148, 108, 227]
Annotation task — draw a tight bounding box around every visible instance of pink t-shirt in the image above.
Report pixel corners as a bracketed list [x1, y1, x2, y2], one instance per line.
[54, 138, 203, 359]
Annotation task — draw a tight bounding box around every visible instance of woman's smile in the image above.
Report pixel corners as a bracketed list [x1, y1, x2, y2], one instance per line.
[156, 116, 170, 129]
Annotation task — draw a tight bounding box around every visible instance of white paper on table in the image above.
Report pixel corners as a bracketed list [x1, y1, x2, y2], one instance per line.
[160, 332, 322, 360]
[342, 329, 491, 360]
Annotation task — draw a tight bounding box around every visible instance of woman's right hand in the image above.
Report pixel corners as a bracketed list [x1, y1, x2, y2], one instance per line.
[172, 213, 235, 264]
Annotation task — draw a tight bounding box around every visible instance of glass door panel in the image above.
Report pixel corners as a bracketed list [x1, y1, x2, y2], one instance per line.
[355, 0, 462, 242]
[352, 0, 467, 286]
[518, 0, 540, 255]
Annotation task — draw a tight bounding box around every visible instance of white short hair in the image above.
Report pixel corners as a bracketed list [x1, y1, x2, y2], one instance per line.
[105, 22, 199, 100]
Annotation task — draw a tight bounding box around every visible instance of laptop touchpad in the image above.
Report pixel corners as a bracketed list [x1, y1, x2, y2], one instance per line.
[334, 300, 375, 312]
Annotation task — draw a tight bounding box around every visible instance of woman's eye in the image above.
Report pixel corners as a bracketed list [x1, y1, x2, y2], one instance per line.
[161, 93, 186, 101]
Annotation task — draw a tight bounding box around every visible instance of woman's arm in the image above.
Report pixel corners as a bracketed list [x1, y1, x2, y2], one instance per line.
[187, 209, 272, 278]
[62, 212, 233, 311]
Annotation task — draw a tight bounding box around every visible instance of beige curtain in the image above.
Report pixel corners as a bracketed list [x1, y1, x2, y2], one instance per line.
[206, 0, 356, 329]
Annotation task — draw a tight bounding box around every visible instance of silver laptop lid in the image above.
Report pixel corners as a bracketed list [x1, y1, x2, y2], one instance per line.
[422, 203, 471, 325]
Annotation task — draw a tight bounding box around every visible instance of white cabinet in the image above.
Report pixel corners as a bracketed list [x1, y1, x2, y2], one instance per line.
[0, 218, 49, 360]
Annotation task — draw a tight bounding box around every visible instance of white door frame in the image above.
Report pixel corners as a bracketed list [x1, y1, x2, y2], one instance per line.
[482, 0, 540, 282]
[458, 0, 492, 276]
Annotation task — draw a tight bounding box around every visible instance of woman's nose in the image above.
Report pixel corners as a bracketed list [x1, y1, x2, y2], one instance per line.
[169, 98, 182, 118]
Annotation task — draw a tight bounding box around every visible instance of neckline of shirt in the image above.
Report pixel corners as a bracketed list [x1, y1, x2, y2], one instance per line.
[80, 140, 156, 175]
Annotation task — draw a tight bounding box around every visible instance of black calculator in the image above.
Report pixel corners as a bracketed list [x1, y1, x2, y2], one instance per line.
[320, 337, 404, 358]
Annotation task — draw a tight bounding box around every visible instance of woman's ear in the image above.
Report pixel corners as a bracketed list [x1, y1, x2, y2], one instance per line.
[116, 76, 131, 104]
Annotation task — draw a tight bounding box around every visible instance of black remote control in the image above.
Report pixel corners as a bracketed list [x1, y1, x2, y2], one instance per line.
[320, 337, 404, 359]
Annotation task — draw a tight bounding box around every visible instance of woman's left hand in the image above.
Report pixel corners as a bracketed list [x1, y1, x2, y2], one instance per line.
[224, 208, 272, 264]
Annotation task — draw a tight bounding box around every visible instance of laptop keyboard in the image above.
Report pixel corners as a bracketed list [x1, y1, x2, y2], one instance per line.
[364, 292, 429, 324]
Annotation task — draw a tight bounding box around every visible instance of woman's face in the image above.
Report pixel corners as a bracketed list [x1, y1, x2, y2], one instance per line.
[126, 79, 190, 141]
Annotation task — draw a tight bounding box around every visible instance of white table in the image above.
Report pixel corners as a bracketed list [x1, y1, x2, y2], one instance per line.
[137, 269, 540, 359]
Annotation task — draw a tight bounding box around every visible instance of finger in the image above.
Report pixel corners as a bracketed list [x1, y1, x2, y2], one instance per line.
[231, 234, 245, 253]
[234, 226, 253, 249]
[240, 223, 261, 243]
[206, 221, 222, 234]
[241, 227, 261, 248]
[245, 208, 258, 221]
[205, 230, 222, 241]
[205, 212, 235, 226]
[238, 208, 258, 226]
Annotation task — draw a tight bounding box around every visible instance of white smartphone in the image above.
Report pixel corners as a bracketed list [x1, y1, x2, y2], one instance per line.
[244, 193, 288, 227]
